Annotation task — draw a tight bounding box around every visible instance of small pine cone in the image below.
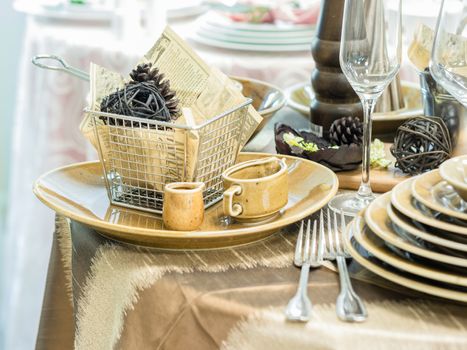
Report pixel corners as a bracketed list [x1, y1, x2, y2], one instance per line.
[329, 116, 363, 146]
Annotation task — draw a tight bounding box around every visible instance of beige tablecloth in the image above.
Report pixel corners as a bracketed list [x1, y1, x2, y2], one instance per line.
[36, 215, 467, 350]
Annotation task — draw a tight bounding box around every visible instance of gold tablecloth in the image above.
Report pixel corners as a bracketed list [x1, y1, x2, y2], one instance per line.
[35, 214, 467, 350]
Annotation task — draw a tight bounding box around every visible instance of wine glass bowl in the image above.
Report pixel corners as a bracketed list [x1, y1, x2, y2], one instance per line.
[430, 0, 467, 107]
[328, 0, 402, 216]
[339, 0, 402, 99]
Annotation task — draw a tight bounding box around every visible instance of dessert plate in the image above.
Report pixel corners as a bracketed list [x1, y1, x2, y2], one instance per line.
[391, 179, 467, 235]
[387, 204, 467, 253]
[33, 152, 338, 249]
[353, 214, 467, 287]
[364, 194, 467, 267]
[412, 170, 467, 221]
[345, 224, 467, 302]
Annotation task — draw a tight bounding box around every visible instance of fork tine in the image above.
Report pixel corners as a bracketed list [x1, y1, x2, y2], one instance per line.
[303, 220, 311, 263]
[340, 209, 348, 256]
[294, 221, 304, 266]
[327, 208, 334, 257]
[334, 210, 341, 255]
[310, 220, 317, 261]
[318, 210, 325, 261]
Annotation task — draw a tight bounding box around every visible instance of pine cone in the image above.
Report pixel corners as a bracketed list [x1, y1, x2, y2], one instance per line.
[329, 116, 363, 146]
[129, 63, 180, 118]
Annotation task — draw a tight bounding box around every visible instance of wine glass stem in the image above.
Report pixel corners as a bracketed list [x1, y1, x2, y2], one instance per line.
[357, 98, 376, 202]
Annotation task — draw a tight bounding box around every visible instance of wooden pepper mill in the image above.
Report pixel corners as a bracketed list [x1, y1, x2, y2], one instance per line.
[310, 0, 363, 138]
[310, 0, 405, 139]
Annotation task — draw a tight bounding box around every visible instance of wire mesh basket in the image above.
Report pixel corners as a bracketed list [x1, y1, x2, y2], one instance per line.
[88, 99, 252, 214]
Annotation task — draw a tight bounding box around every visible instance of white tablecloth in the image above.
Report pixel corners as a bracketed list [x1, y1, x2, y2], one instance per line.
[3, 16, 317, 350]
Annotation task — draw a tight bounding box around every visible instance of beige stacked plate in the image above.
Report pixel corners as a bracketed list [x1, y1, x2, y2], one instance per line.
[344, 156, 467, 302]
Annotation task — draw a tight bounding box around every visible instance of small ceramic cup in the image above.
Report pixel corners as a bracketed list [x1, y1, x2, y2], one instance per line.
[222, 157, 288, 221]
[162, 182, 205, 231]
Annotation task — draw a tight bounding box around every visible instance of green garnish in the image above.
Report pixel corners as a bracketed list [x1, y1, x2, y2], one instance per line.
[283, 133, 319, 152]
[283, 133, 390, 170]
[370, 139, 391, 169]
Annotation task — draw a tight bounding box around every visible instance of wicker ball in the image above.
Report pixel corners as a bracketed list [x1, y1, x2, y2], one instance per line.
[390, 116, 452, 175]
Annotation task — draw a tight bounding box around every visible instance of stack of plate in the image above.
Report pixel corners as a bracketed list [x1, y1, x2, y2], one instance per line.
[192, 12, 314, 52]
[345, 155, 467, 302]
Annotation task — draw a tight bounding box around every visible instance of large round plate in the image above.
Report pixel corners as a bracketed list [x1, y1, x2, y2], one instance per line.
[197, 21, 314, 38]
[192, 13, 314, 52]
[202, 12, 315, 33]
[191, 33, 311, 52]
[353, 214, 467, 287]
[387, 204, 467, 253]
[412, 170, 467, 221]
[345, 224, 467, 302]
[391, 178, 467, 235]
[33, 153, 338, 249]
[196, 26, 313, 44]
[231, 76, 286, 138]
[284, 82, 423, 136]
[364, 193, 467, 267]
[14, 1, 113, 21]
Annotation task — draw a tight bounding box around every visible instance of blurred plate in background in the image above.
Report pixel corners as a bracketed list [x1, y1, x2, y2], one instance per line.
[193, 12, 314, 52]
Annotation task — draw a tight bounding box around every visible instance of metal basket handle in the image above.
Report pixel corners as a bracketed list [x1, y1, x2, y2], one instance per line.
[32, 54, 90, 81]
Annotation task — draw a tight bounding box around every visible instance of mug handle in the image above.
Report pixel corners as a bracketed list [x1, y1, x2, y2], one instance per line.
[223, 185, 243, 217]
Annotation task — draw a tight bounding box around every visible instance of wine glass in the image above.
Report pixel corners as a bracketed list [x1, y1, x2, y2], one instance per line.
[430, 0, 467, 107]
[328, 0, 402, 216]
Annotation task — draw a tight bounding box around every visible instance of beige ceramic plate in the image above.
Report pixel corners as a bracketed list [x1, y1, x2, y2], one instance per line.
[391, 178, 467, 235]
[231, 76, 286, 138]
[285, 81, 422, 136]
[364, 193, 467, 267]
[412, 170, 467, 221]
[33, 152, 338, 249]
[345, 222, 467, 302]
[387, 204, 467, 253]
[440, 155, 467, 201]
[354, 213, 467, 287]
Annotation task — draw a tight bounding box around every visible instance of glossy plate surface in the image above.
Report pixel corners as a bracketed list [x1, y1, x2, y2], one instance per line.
[391, 178, 467, 235]
[412, 170, 467, 221]
[353, 214, 467, 287]
[232, 76, 286, 137]
[34, 152, 338, 249]
[387, 204, 467, 253]
[364, 194, 467, 267]
[345, 223, 467, 302]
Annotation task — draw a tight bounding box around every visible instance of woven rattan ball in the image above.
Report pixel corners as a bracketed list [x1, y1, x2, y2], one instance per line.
[390, 116, 452, 175]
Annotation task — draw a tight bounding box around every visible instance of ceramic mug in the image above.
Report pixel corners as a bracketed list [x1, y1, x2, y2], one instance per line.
[222, 157, 288, 220]
[163, 182, 205, 231]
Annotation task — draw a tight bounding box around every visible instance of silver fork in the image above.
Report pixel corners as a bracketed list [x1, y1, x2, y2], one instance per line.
[285, 219, 323, 322]
[324, 208, 367, 322]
